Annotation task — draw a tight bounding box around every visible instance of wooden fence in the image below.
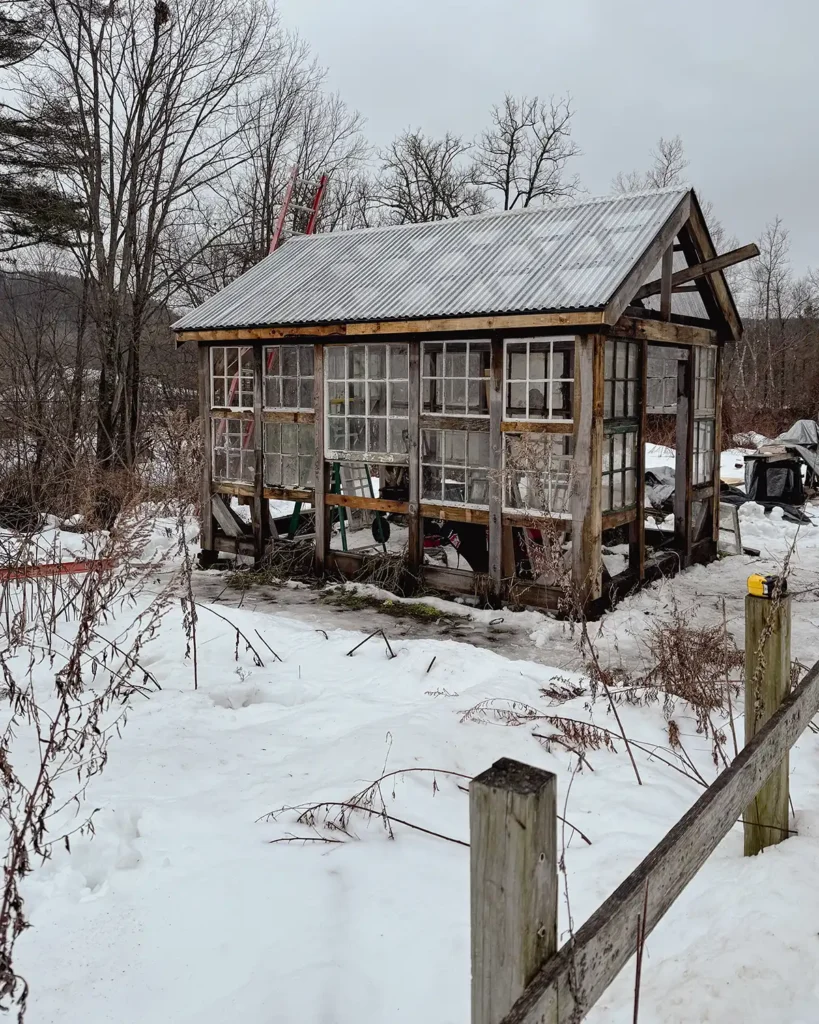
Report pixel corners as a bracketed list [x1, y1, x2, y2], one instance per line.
[470, 591, 819, 1024]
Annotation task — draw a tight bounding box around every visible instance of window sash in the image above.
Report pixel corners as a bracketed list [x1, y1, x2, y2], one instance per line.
[503, 433, 574, 515]
[325, 344, 410, 463]
[604, 339, 640, 420]
[211, 346, 254, 410]
[422, 340, 490, 417]
[503, 338, 574, 422]
[601, 428, 638, 512]
[421, 428, 490, 506]
[212, 415, 255, 484]
[263, 344, 314, 412]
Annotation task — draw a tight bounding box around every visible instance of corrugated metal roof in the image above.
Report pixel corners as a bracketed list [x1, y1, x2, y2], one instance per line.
[173, 188, 690, 332]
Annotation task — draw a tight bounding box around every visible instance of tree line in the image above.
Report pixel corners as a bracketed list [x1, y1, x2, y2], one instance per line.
[0, 0, 814, 504]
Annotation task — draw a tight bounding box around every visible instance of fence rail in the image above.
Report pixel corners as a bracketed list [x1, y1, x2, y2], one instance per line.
[471, 593, 819, 1024]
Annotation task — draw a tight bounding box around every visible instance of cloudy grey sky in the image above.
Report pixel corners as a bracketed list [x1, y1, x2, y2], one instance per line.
[277, 0, 817, 274]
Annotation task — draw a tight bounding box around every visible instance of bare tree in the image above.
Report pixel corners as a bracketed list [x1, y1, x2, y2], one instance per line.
[473, 94, 580, 209]
[376, 130, 488, 224]
[16, 0, 283, 472]
[613, 135, 689, 194]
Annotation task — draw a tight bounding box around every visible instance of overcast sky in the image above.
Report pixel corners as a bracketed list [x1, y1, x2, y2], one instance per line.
[277, 0, 817, 274]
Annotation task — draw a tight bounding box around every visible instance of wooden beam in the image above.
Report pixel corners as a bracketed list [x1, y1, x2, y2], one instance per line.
[488, 336, 504, 598]
[471, 759, 557, 1024]
[423, 564, 484, 595]
[420, 503, 490, 525]
[261, 410, 315, 424]
[602, 507, 636, 531]
[674, 352, 693, 565]
[634, 243, 760, 302]
[660, 244, 673, 320]
[313, 343, 327, 575]
[407, 340, 423, 574]
[420, 414, 490, 431]
[603, 192, 692, 327]
[685, 195, 743, 341]
[571, 334, 603, 603]
[211, 494, 245, 538]
[500, 420, 573, 435]
[497, 655, 819, 1024]
[612, 315, 717, 348]
[176, 311, 607, 346]
[198, 346, 215, 553]
[325, 493, 409, 515]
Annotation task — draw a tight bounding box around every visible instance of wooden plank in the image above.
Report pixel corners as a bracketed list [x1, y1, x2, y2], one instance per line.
[326, 549, 364, 576]
[603, 192, 691, 327]
[213, 535, 256, 557]
[602, 507, 636, 531]
[471, 759, 557, 1024]
[252, 344, 266, 561]
[712, 343, 723, 543]
[685, 194, 743, 341]
[407, 340, 422, 574]
[571, 334, 603, 603]
[612, 315, 717, 348]
[503, 580, 563, 610]
[629, 338, 647, 579]
[420, 415, 489, 431]
[177, 312, 607, 346]
[211, 495, 245, 538]
[501, 511, 571, 528]
[423, 564, 483, 595]
[177, 324, 346, 344]
[674, 352, 693, 565]
[634, 243, 760, 301]
[488, 336, 504, 597]
[501, 523, 515, 581]
[500, 420, 573, 435]
[313, 343, 327, 575]
[198, 345, 215, 553]
[420, 504, 490, 525]
[325, 493, 410, 514]
[261, 410, 316, 424]
[347, 311, 606, 336]
[209, 407, 257, 420]
[264, 486, 314, 502]
[498, 654, 819, 1024]
[744, 592, 792, 855]
[660, 244, 673, 320]
[215, 482, 255, 499]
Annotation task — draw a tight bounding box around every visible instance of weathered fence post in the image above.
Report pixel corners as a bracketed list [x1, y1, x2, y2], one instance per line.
[744, 577, 792, 855]
[470, 758, 557, 1024]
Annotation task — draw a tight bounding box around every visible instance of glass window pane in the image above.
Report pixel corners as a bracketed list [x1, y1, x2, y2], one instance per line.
[614, 381, 625, 417]
[328, 382, 345, 412]
[327, 346, 345, 380]
[389, 419, 409, 453]
[604, 340, 614, 380]
[422, 464, 442, 500]
[281, 423, 298, 454]
[552, 341, 574, 381]
[368, 417, 387, 452]
[299, 347, 314, 375]
[298, 422, 314, 455]
[299, 379, 313, 409]
[212, 348, 225, 376]
[390, 381, 409, 415]
[299, 456, 314, 488]
[349, 382, 366, 415]
[507, 382, 527, 417]
[212, 378, 225, 407]
[443, 468, 465, 504]
[445, 377, 467, 413]
[528, 384, 549, 419]
[282, 377, 298, 408]
[347, 346, 365, 379]
[368, 345, 386, 380]
[468, 431, 490, 466]
[348, 417, 366, 451]
[421, 429, 441, 461]
[615, 342, 627, 378]
[281, 347, 298, 376]
[467, 468, 489, 505]
[390, 344, 408, 379]
[445, 343, 467, 378]
[226, 348, 239, 377]
[550, 381, 573, 420]
[368, 381, 387, 414]
[444, 430, 466, 464]
[468, 379, 489, 416]
[423, 343, 443, 378]
[469, 343, 490, 379]
[507, 344, 527, 380]
[528, 343, 548, 381]
[264, 422, 281, 453]
[328, 417, 345, 449]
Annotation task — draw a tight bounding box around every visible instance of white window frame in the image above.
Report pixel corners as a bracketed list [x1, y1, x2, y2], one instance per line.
[693, 419, 715, 486]
[420, 427, 490, 508]
[502, 433, 574, 518]
[604, 338, 640, 420]
[212, 415, 255, 485]
[263, 344, 314, 412]
[694, 345, 718, 417]
[503, 336, 574, 422]
[324, 343, 410, 465]
[263, 420, 315, 490]
[421, 339, 490, 418]
[602, 429, 638, 512]
[210, 346, 254, 410]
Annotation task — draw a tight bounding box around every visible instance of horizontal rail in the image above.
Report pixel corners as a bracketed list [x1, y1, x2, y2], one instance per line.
[500, 656, 819, 1024]
[0, 558, 115, 581]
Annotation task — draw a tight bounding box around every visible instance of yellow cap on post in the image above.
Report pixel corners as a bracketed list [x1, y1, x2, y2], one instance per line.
[747, 574, 787, 598]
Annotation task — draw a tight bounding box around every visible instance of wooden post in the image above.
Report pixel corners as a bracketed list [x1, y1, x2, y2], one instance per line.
[407, 340, 423, 576]
[660, 244, 673, 320]
[252, 344, 267, 562]
[629, 337, 647, 580]
[313, 343, 328, 575]
[673, 350, 693, 566]
[197, 344, 215, 557]
[470, 758, 557, 1024]
[744, 588, 792, 855]
[571, 333, 603, 604]
[488, 335, 504, 600]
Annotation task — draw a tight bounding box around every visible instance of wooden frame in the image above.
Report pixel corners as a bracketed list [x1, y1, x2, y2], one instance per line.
[189, 191, 743, 609]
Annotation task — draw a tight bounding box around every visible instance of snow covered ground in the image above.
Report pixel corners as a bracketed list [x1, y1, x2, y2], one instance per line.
[5, 496, 819, 1023]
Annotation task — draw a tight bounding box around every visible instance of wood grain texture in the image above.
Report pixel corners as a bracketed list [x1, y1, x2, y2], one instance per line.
[471, 758, 558, 1024]
[603, 193, 691, 326]
[497, 654, 819, 1024]
[198, 345, 215, 552]
[685, 196, 743, 342]
[325, 493, 409, 514]
[612, 315, 717, 348]
[407, 340, 423, 572]
[660, 244, 674, 320]
[634, 243, 760, 301]
[313, 343, 327, 575]
[744, 593, 791, 855]
[488, 336, 504, 597]
[500, 420, 573, 434]
[420, 503, 490, 525]
[571, 335, 603, 603]
[261, 410, 315, 424]
[602, 507, 637, 531]
[211, 495, 244, 538]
